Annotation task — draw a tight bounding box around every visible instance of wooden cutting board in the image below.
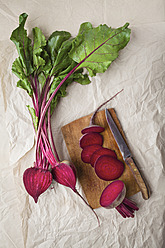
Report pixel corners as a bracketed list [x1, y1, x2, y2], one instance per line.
[61, 108, 140, 209]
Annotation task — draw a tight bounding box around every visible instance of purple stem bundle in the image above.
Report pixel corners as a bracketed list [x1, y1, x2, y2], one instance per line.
[33, 25, 129, 169]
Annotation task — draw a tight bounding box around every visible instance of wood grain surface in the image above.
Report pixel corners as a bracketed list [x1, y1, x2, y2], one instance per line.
[61, 108, 140, 209]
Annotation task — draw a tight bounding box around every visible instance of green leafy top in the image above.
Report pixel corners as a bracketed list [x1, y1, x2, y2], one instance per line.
[10, 13, 131, 127]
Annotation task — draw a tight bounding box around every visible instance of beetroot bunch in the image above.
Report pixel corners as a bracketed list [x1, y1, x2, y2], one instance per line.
[10, 13, 132, 223]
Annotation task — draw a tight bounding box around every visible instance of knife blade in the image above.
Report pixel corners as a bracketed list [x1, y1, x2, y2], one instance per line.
[105, 108, 150, 200]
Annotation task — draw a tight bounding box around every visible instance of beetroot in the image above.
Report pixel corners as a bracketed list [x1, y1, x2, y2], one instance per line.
[100, 180, 139, 218]
[51, 161, 77, 191]
[81, 144, 102, 163]
[23, 167, 52, 203]
[79, 132, 103, 149]
[90, 147, 117, 167]
[94, 155, 125, 181]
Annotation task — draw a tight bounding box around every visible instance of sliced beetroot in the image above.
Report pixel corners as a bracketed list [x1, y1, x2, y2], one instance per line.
[94, 155, 125, 181]
[100, 180, 126, 208]
[81, 125, 105, 134]
[81, 144, 102, 163]
[90, 147, 117, 167]
[79, 132, 103, 149]
[23, 167, 52, 203]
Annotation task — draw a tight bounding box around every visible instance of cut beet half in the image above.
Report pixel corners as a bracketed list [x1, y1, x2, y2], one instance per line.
[90, 147, 117, 167]
[81, 144, 102, 163]
[100, 180, 126, 208]
[94, 155, 125, 181]
[79, 132, 103, 149]
[81, 125, 105, 134]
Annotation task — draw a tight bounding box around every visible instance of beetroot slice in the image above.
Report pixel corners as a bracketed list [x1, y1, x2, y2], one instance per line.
[90, 147, 117, 167]
[81, 144, 102, 163]
[81, 125, 105, 134]
[100, 180, 125, 208]
[94, 155, 125, 181]
[79, 132, 103, 149]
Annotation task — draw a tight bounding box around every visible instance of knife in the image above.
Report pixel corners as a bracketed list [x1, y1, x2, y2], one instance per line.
[105, 108, 150, 200]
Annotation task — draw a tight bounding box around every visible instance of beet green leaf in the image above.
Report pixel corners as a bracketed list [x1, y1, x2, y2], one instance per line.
[69, 22, 131, 76]
[10, 13, 33, 76]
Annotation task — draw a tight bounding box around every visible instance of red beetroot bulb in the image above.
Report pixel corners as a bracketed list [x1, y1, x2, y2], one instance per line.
[23, 167, 52, 203]
[90, 147, 117, 167]
[51, 160, 77, 191]
[94, 155, 125, 181]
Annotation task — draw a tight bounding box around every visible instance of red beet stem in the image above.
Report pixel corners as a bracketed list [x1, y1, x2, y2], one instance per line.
[121, 204, 134, 218]
[123, 198, 139, 211]
[124, 205, 135, 214]
[115, 206, 126, 218]
[115, 197, 139, 218]
[90, 89, 123, 125]
[41, 129, 58, 167]
[48, 107, 60, 162]
[116, 204, 134, 218]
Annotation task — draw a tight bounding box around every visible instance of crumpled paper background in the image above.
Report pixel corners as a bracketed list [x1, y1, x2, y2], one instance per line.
[0, 1, 165, 248]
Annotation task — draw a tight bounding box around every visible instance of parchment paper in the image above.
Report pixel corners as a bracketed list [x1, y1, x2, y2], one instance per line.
[0, 1, 165, 248]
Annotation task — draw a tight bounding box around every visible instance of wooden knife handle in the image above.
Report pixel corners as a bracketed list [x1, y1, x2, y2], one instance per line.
[125, 157, 150, 200]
